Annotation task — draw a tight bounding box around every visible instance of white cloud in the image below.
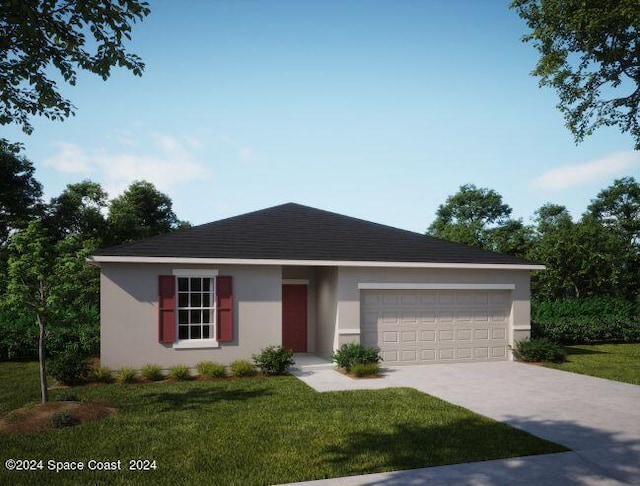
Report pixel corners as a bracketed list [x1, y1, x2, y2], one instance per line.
[217, 133, 255, 161]
[531, 151, 640, 191]
[44, 134, 210, 198]
[43, 142, 91, 173]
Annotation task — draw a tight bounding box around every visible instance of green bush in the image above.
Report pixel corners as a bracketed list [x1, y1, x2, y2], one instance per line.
[350, 362, 381, 377]
[532, 297, 640, 344]
[92, 366, 114, 383]
[48, 343, 91, 385]
[513, 338, 567, 363]
[332, 342, 381, 371]
[141, 364, 164, 382]
[115, 366, 137, 384]
[0, 310, 38, 360]
[168, 365, 191, 381]
[252, 345, 295, 375]
[51, 412, 79, 429]
[0, 304, 100, 361]
[196, 360, 226, 378]
[230, 359, 256, 377]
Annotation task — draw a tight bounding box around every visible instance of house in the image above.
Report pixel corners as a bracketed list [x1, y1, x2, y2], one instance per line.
[89, 203, 543, 369]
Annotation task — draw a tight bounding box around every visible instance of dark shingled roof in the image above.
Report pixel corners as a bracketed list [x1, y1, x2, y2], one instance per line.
[93, 202, 537, 265]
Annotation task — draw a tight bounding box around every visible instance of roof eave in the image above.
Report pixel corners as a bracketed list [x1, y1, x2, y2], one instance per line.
[87, 255, 545, 271]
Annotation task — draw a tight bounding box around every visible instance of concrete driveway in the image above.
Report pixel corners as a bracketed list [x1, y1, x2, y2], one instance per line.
[290, 361, 640, 485]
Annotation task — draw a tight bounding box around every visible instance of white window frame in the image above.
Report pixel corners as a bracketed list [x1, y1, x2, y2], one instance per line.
[172, 269, 219, 349]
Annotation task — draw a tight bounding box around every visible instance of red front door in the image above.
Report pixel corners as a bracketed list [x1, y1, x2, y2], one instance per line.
[282, 284, 307, 353]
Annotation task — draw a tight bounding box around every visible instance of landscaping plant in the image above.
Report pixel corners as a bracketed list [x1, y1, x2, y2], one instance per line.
[332, 342, 381, 371]
[141, 364, 164, 382]
[350, 362, 381, 377]
[92, 366, 114, 383]
[252, 345, 295, 375]
[513, 338, 566, 363]
[230, 359, 256, 377]
[196, 360, 226, 378]
[47, 343, 91, 385]
[115, 366, 137, 384]
[168, 365, 191, 381]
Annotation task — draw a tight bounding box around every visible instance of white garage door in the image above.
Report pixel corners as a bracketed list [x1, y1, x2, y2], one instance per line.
[361, 289, 511, 364]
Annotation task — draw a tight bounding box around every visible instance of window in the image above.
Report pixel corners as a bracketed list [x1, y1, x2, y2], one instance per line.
[158, 272, 232, 346]
[177, 276, 216, 341]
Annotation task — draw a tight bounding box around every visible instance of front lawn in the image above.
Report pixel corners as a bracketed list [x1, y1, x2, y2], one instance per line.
[544, 343, 640, 385]
[0, 362, 565, 485]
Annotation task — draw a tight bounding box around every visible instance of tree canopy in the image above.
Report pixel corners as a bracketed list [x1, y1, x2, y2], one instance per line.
[429, 180, 640, 300]
[107, 180, 187, 244]
[0, 148, 43, 246]
[427, 184, 518, 252]
[511, 0, 640, 148]
[0, 0, 150, 143]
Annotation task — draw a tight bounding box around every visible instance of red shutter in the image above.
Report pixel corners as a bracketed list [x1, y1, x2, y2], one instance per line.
[158, 275, 176, 343]
[217, 276, 233, 342]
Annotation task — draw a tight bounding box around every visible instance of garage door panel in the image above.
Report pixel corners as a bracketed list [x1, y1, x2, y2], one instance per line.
[382, 331, 398, 343]
[401, 330, 417, 342]
[456, 329, 472, 341]
[401, 350, 417, 362]
[492, 328, 506, 339]
[474, 329, 490, 340]
[439, 329, 454, 341]
[361, 289, 510, 365]
[422, 349, 436, 361]
[421, 330, 436, 341]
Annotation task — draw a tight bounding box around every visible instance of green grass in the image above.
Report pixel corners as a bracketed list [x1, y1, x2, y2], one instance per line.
[0, 361, 40, 414]
[0, 362, 565, 485]
[544, 343, 640, 385]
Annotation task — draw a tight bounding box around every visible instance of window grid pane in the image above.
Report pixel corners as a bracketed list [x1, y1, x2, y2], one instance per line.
[176, 277, 216, 340]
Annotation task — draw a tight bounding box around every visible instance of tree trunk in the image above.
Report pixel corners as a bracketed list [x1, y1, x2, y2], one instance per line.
[37, 281, 48, 403]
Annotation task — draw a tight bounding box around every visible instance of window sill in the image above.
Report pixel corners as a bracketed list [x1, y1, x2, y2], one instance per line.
[172, 339, 219, 350]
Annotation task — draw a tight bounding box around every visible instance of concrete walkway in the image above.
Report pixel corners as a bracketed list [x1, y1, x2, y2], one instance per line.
[285, 361, 640, 485]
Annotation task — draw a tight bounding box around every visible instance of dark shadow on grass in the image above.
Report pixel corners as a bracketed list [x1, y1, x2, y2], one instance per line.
[323, 417, 566, 477]
[563, 346, 608, 356]
[329, 416, 640, 486]
[144, 386, 272, 411]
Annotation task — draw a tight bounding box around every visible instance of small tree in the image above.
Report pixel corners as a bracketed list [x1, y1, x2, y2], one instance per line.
[5, 221, 56, 402]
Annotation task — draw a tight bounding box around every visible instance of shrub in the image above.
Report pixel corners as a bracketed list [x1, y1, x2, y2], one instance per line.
[252, 345, 295, 375]
[350, 362, 381, 377]
[513, 338, 567, 363]
[48, 343, 91, 385]
[196, 361, 226, 378]
[115, 366, 137, 384]
[51, 412, 79, 429]
[532, 297, 640, 344]
[92, 366, 114, 383]
[168, 365, 191, 381]
[141, 364, 164, 382]
[230, 359, 256, 377]
[332, 342, 381, 371]
[0, 310, 38, 361]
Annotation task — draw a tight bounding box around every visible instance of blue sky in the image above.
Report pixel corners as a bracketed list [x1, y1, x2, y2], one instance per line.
[5, 0, 639, 233]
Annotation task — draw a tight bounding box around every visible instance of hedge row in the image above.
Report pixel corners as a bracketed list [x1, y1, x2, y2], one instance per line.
[0, 307, 99, 361]
[531, 297, 640, 344]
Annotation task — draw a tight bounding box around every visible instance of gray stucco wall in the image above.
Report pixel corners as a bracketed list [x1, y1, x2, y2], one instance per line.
[100, 263, 282, 369]
[315, 266, 338, 360]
